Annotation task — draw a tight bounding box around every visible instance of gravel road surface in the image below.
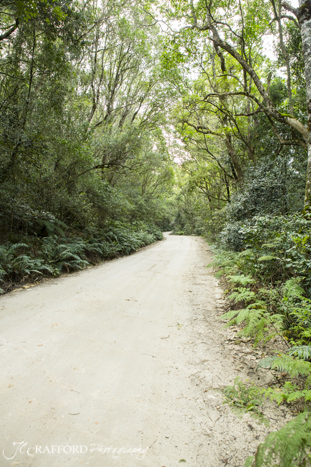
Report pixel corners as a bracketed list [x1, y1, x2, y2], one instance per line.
[0, 234, 291, 466]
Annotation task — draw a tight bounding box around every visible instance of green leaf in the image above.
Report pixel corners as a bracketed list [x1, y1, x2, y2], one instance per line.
[257, 256, 278, 262]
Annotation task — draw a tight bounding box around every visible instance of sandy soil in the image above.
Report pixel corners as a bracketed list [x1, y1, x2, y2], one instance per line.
[0, 234, 292, 466]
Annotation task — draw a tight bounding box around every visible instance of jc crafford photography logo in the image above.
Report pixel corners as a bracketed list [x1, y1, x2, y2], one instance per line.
[2, 441, 148, 460]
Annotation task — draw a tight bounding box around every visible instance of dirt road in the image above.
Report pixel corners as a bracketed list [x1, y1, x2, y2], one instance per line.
[0, 234, 290, 466]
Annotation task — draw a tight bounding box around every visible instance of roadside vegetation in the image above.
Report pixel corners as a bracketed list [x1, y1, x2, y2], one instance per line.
[0, 224, 163, 293]
[211, 221, 311, 466]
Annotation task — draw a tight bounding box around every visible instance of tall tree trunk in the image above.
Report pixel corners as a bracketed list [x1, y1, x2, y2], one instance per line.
[272, 0, 294, 115]
[298, 0, 311, 208]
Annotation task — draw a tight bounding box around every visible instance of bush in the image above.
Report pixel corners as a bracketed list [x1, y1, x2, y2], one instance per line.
[220, 214, 311, 291]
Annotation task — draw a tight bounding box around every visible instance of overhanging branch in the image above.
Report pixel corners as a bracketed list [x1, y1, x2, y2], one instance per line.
[0, 19, 19, 41]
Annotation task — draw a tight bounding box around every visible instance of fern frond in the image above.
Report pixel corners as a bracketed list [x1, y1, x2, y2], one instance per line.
[288, 346, 311, 361]
[258, 354, 311, 379]
[228, 288, 256, 303]
[245, 412, 311, 466]
[227, 274, 256, 286]
[287, 390, 311, 402]
[283, 278, 305, 298]
[257, 356, 278, 369]
[263, 387, 285, 405]
[268, 314, 284, 331]
[243, 312, 268, 342]
[7, 243, 28, 251]
[235, 308, 251, 325]
[220, 309, 240, 321]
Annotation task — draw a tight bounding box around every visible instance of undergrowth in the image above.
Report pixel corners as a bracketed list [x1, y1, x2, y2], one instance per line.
[0, 223, 163, 293]
[209, 213, 311, 466]
[245, 412, 311, 467]
[223, 377, 267, 423]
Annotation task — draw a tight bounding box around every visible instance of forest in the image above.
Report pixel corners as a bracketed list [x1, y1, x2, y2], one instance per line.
[1, 0, 311, 464]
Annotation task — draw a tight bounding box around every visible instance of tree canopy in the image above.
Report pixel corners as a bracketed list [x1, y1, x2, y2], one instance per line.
[1, 0, 310, 240]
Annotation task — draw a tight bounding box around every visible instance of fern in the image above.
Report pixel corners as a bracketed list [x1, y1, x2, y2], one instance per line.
[0, 226, 161, 293]
[262, 383, 311, 405]
[245, 411, 311, 467]
[288, 346, 311, 361]
[243, 310, 282, 345]
[257, 356, 277, 369]
[0, 243, 29, 267]
[288, 391, 311, 402]
[10, 255, 53, 277]
[283, 278, 305, 299]
[207, 248, 239, 275]
[0, 244, 54, 280]
[227, 274, 256, 286]
[41, 237, 89, 274]
[228, 287, 256, 304]
[0, 243, 28, 254]
[258, 354, 311, 383]
[222, 302, 282, 345]
[84, 240, 112, 258]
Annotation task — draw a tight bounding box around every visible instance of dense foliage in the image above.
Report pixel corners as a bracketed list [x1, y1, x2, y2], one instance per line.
[0, 0, 177, 290]
[0, 224, 163, 293]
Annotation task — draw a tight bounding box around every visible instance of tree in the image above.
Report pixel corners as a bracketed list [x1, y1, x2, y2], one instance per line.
[282, 0, 311, 207]
[0, 0, 177, 238]
[164, 0, 311, 208]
